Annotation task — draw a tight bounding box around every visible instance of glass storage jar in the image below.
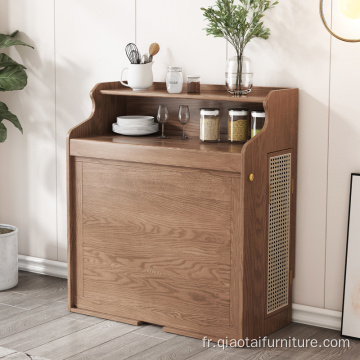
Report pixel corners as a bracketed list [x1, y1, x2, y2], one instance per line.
[200, 108, 220, 142]
[251, 111, 266, 138]
[166, 67, 183, 94]
[225, 56, 253, 96]
[187, 76, 200, 94]
[228, 109, 249, 142]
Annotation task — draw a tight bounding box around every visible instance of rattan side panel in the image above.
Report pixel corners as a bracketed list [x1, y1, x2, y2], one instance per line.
[267, 153, 291, 314]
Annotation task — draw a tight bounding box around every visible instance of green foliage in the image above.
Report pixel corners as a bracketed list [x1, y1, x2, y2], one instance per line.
[0, 54, 28, 91]
[201, 0, 278, 55]
[0, 102, 22, 142]
[0, 31, 33, 142]
[0, 31, 34, 51]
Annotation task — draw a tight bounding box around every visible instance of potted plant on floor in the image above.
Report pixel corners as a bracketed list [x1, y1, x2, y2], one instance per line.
[0, 30, 33, 290]
[201, 0, 278, 95]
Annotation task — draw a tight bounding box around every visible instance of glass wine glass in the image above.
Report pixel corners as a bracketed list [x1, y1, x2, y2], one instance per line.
[157, 105, 169, 139]
[178, 105, 190, 140]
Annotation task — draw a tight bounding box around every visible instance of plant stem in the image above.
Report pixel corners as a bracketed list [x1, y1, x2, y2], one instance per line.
[201, 0, 279, 95]
[236, 51, 243, 94]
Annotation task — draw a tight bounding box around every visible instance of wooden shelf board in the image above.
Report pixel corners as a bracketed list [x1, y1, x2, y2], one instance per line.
[100, 83, 284, 103]
[70, 135, 244, 173]
[71, 135, 245, 153]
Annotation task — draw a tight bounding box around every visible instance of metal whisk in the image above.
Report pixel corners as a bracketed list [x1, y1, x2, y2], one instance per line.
[125, 43, 140, 64]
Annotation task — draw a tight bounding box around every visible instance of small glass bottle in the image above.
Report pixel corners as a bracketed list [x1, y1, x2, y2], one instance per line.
[200, 108, 220, 142]
[251, 111, 266, 138]
[228, 109, 248, 142]
[187, 76, 200, 94]
[166, 67, 183, 94]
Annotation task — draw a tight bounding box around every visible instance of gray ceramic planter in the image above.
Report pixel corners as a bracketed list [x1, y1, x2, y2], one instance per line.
[0, 224, 18, 291]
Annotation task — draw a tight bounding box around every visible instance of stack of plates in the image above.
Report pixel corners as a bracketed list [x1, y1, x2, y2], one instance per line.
[112, 115, 159, 136]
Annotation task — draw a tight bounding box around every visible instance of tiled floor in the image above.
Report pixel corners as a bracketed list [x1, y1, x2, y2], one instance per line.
[0, 272, 358, 359]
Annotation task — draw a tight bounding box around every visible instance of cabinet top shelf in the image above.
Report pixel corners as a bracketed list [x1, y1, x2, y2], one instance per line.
[100, 82, 286, 103]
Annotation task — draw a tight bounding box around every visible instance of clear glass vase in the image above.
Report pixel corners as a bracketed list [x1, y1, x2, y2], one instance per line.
[225, 56, 253, 96]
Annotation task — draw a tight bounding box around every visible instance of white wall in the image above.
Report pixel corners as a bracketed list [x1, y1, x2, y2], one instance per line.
[0, 0, 359, 312]
[54, 0, 136, 261]
[326, 6, 360, 310]
[0, 0, 57, 259]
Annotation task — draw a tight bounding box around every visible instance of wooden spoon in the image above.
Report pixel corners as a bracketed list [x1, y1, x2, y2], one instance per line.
[149, 43, 160, 62]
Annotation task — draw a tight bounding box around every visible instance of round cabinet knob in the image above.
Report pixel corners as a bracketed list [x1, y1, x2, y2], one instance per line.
[249, 174, 254, 182]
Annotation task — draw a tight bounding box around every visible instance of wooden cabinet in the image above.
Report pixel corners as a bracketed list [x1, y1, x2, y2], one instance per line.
[67, 82, 298, 341]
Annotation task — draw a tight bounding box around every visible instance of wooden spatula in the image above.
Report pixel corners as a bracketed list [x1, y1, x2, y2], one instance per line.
[149, 43, 160, 62]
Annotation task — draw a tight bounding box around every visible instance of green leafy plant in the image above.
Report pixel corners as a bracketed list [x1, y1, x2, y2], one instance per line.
[201, 0, 278, 94]
[0, 31, 34, 142]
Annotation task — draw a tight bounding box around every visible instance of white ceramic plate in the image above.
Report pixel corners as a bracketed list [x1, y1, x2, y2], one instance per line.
[117, 115, 154, 126]
[112, 123, 159, 136]
[113, 123, 158, 131]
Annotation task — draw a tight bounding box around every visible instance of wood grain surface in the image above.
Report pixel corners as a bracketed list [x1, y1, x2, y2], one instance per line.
[241, 88, 299, 338]
[67, 82, 126, 310]
[69, 308, 142, 327]
[100, 82, 283, 104]
[73, 160, 238, 335]
[125, 96, 264, 138]
[67, 82, 299, 341]
[70, 136, 244, 173]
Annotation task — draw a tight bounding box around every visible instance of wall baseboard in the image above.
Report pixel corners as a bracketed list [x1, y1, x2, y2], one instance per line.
[18, 255, 67, 279]
[292, 304, 342, 331]
[18, 255, 342, 331]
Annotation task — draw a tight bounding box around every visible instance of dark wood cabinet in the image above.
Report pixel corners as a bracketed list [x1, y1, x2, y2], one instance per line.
[67, 82, 298, 342]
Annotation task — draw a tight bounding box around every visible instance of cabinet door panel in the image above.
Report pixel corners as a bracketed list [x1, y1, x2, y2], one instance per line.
[75, 160, 237, 329]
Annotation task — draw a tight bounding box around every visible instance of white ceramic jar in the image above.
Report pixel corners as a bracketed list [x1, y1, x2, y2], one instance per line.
[166, 67, 183, 94]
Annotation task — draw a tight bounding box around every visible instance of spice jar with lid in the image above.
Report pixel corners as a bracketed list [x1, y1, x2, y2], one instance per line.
[228, 109, 249, 142]
[200, 108, 220, 142]
[166, 67, 183, 94]
[251, 111, 266, 138]
[187, 76, 200, 94]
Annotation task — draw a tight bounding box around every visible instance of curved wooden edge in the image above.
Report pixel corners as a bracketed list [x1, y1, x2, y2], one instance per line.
[241, 88, 298, 154]
[67, 81, 122, 142]
[263, 88, 299, 144]
[241, 88, 299, 338]
[67, 81, 124, 310]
